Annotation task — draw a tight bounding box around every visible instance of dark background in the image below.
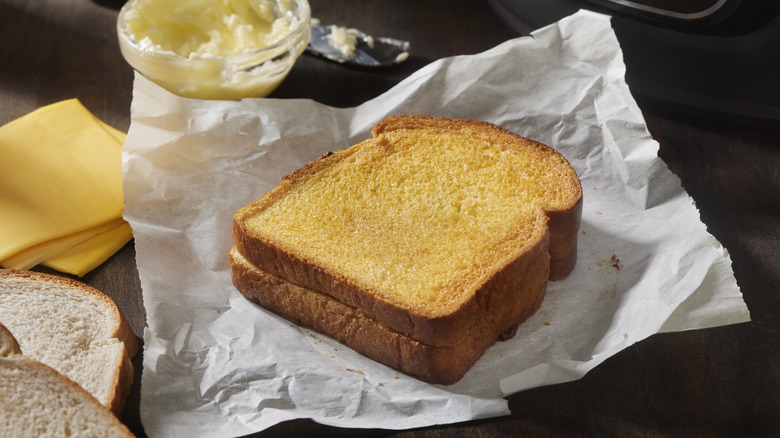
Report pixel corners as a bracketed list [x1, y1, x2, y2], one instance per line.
[1, 0, 778, 436]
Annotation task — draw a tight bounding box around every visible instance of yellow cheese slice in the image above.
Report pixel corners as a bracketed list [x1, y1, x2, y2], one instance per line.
[0, 99, 127, 273]
[43, 221, 133, 277]
[0, 218, 126, 270]
[98, 120, 127, 144]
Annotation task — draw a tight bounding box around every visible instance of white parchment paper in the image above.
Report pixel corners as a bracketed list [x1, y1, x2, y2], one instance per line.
[123, 10, 750, 437]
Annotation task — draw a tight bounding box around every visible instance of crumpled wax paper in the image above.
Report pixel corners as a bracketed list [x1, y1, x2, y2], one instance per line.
[122, 10, 750, 438]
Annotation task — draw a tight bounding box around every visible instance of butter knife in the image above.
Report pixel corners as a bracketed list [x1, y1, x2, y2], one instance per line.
[306, 23, 410, 67]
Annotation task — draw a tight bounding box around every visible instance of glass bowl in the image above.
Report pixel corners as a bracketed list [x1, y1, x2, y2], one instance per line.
[117, 0, 311, 100]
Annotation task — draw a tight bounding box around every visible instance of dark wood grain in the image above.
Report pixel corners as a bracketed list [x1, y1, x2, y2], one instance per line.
[1, 0, 778, 437]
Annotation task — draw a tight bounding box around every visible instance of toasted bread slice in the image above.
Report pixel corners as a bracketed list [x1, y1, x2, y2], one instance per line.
[0, 269, 138, 416]
[231, 116, 581, 383]
[0, 323, 134, 437]
[230, 247, 532, 384]
[233, 116, 581, 340]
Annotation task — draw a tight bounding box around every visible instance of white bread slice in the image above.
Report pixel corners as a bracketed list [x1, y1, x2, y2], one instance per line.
[0, 323, 134, 437]
[0, 321, 21, 357]
[0, 269, 138, 416]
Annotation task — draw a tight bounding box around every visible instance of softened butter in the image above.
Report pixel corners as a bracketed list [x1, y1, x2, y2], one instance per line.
[124, 0, 294, 58]
[117, 0, 311, 100]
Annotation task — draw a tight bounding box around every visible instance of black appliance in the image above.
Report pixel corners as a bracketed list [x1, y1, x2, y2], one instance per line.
[489, 0, 780, 124]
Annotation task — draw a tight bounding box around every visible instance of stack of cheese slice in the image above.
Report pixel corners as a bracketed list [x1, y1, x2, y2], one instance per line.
[0, 99, 132, 276]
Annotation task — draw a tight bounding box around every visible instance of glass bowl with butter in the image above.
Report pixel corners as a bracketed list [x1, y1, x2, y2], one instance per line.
[117, 0, 311, 100]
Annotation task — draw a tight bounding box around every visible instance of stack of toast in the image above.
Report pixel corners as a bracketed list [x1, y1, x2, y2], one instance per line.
[230, 115, 582, 384]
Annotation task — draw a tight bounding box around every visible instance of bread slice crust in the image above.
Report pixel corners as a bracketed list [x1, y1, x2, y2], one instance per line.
[0, 269, 138, 416]
[233, 116, 581, 353]
[230, 248, 543, 385]
[0, 323, 134, 437]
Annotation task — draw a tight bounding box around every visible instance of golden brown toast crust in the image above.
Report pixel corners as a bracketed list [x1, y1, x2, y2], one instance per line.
[230, 248, 539, 385]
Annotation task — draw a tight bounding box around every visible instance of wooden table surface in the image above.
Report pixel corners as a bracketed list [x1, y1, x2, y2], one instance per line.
[2, 0, 779, 436]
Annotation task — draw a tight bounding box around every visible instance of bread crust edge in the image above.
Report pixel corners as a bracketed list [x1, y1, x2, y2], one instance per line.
[230, 248, 497, 385]
[0, 269, 138, 417]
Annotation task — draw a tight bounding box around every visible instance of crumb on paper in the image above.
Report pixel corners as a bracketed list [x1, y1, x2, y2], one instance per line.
[593, 253, 623, 300]
[594, 253, 622, 272]
[609, 254, 622, 271]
